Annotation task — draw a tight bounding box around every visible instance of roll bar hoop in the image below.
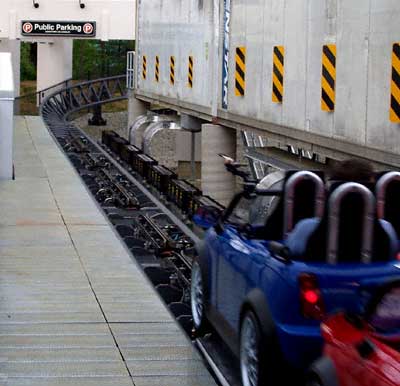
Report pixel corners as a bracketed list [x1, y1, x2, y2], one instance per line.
[283, 171, 325, 238]
[327, 183, 375, 265]
[376, 171, 400, 219]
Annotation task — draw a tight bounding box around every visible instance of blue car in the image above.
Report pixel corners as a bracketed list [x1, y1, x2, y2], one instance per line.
[191, 168, 400, 386]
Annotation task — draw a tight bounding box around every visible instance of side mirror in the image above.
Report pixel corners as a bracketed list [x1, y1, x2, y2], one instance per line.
[268, 241, 292, 264]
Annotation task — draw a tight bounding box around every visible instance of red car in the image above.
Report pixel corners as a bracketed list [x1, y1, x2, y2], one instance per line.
[308, 281, 400, 386]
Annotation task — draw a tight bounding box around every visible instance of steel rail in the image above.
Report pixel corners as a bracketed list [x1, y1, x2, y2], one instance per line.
[40, 75, 233, 386]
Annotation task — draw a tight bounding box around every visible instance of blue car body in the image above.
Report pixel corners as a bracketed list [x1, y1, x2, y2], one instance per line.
[200, 224, 400, 370]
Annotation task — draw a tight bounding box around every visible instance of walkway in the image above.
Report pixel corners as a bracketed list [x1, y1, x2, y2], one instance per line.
[0, 116, 216, 386]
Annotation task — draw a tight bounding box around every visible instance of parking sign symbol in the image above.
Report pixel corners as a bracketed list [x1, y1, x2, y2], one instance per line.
[83, 23, 93, 35]
[22, 23, 33, 34]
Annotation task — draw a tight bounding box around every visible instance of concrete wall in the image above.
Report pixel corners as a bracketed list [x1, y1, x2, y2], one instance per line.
[0, 0, 135, 41]
[224, 0, 400, 155]
[135, 0, 400, 161]
[136, 0, 216, 111]
[0, 39, 20, 97]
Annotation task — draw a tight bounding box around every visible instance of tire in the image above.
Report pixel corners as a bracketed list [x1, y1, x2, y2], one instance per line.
[190, 260, 210, 335]
[240, 310, 282, 386]
[307, 357, 339, 386]
[307, 381, 322, 386]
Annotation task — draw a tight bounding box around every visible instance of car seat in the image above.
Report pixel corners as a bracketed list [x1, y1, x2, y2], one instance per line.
[304, 182, 396, 263]
[264, 171, 325, 241]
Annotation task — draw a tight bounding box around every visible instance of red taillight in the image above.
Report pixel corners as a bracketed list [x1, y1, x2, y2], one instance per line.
[299, 273, 325, 320]
[303, 289, 319, 304]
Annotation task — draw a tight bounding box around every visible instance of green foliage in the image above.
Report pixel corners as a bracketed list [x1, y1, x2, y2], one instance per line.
[20, 42, 36, 81]
[20, 40, 135, 82]
[73, 40, 135, 80]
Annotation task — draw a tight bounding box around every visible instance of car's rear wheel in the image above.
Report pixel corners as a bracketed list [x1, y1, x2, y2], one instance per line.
[191, 261, 209, 334]
[240, 311, 264, 386]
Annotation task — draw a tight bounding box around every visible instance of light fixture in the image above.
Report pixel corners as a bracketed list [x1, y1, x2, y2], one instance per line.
[33, 0, 39, 8]
[79, 0, 85, 9]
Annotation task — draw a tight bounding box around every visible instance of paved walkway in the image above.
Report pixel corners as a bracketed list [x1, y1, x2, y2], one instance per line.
[0, 116, 215, 386]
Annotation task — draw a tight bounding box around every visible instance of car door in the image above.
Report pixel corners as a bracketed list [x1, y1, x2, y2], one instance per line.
[215, 195, 259, 333]
[216, 226, 250, 331]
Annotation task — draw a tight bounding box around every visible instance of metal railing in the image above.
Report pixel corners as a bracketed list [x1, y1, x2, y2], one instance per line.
[14, 78, 73, 116]
[41, 75, 128, 134]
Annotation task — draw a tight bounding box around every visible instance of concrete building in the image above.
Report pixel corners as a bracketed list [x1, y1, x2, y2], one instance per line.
[127, 0, 400, 202]
[0, 0, 135, 96]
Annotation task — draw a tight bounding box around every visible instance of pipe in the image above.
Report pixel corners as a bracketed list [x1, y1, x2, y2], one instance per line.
[142, 121, 181, 155]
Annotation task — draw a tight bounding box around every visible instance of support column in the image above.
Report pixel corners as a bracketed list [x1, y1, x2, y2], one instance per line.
[127, 93, 148, 138]
[201, 124, 236, 206]
[0, 53, 14, 180]
[37, 40, 73, 95]
[0, 39, 21, 97]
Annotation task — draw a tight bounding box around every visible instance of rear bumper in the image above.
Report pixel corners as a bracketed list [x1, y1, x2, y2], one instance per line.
[276, 323, 323, 370]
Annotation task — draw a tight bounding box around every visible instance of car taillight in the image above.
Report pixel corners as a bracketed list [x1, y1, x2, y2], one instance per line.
[299, 273, 325, 320]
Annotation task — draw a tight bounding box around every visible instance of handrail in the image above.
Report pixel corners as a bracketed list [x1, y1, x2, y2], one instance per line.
[15, 78, 73, 115]
[15, 78, 73, 101]
[40, 75, 128, 137]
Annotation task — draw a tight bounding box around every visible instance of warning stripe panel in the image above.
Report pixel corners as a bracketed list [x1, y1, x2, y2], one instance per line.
[321, 44, 336, 112]
[390, 43, 400, 123]
[170, 56, 175, 86]
[142, 55, 147, 80]
[188, 56, 194, 88]
[272, 46, 284, 103]
[235, 47, 246, 97]
[155, 56, 160, 83]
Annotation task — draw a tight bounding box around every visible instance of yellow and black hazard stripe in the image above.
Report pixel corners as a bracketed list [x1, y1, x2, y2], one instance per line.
[235, 47, 246, 97]
[142, 55, 147, 80]
[188, 56, 194, 88]
[170, 56, 175, 85]
[155, 56, 160, 83]
[390, 43, 400, 123]
[272, 46, 284, 103]
[321, 44, 336, 112]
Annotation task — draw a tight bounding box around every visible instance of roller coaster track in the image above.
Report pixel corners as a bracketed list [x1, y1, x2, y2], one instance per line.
[41, 75, 127, 124]
[39, 76, 239, 386]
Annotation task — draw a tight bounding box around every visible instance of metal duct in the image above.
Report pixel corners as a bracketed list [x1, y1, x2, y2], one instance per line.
[142, 121, 181, 155]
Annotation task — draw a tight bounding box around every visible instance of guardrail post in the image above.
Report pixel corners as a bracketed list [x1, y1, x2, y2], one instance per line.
[0, 53, 15, 180]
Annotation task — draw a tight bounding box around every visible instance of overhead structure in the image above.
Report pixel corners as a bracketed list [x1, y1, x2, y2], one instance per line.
[132, 0, 400, 169]
[0, 0, 135, 95]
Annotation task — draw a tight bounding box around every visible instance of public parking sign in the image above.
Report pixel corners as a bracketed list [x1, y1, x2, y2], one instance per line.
[21, 21, 96, 37]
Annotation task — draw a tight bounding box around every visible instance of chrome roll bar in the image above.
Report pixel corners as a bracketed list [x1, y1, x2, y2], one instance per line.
[283, 171, 325, 238]
[376, 171, 400, 219]
[327, 182, 375, 265]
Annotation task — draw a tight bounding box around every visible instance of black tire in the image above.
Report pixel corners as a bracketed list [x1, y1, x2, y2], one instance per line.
[240, 310, 282, 386]
[190, 259, 210, 335]
[307, 357, 339, 386]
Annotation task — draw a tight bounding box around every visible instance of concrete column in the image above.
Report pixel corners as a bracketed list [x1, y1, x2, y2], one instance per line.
[37, 40, 73, 94]
[201, 124, 236, 206]
[0, 53, 14, 180]
[175, 131, 201, 161]
[0, 39, 21, 97]
[127, 93, 147, 138]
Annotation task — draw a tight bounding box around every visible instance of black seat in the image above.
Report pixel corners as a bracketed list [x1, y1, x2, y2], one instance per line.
[264, 171, 325, 241]
[304, 183, 395, 263]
